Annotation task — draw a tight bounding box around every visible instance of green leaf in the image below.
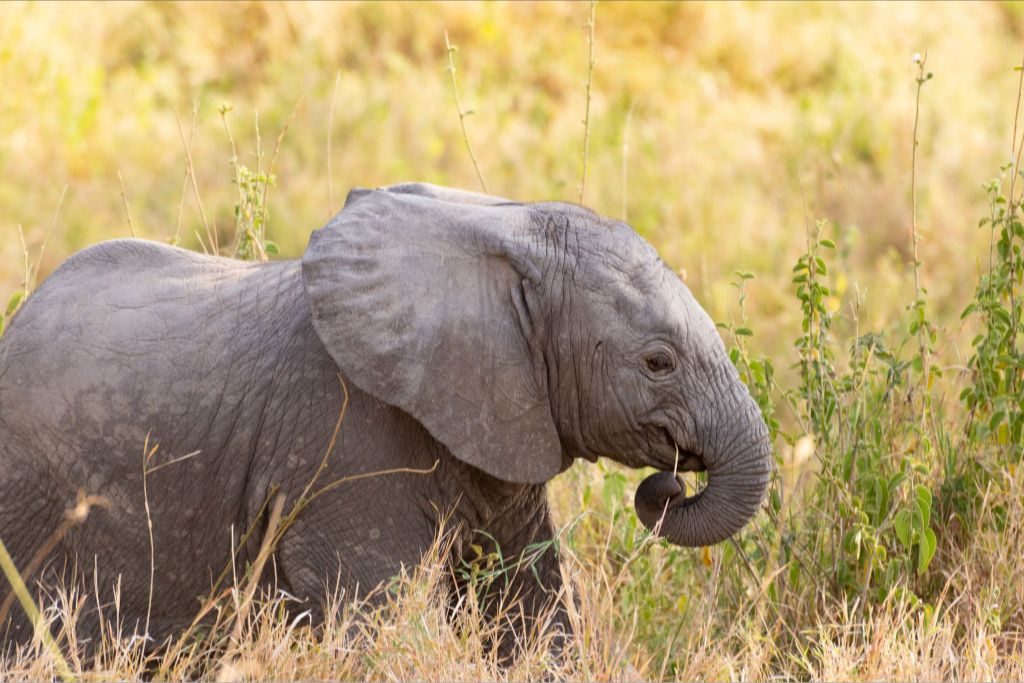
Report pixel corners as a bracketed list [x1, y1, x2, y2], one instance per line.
[842, 448, 855, 481]
[894, 509, 912, 549]
[750, 359, 766, 384]
[922, 603, 935, 634]
[917, 527, 937, 574]
[874, 477, 889, 523]
[915, 485, 932, 529]
[264, 240, 280, 254]
[788, 559, 801, 588]
[735, 327, 753, 337]
[819, 238, 836, 249]
[6, 290, 25, 317]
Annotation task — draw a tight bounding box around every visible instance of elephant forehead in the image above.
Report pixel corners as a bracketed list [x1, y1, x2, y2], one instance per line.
[527, 202, 657, 260]
[595, 259, 694, 327]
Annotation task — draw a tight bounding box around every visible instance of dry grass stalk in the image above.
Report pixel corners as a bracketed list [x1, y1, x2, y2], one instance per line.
[327, 70, 341, 215]
[215, 493, 286, 682]
[175, 107, 216, 254]
[173, 101, 199, 247]
[0, 491, 109, 682]
[578, 0, 596, 204]
[117, 169, 136, 238]
[444, 30, 488, 194]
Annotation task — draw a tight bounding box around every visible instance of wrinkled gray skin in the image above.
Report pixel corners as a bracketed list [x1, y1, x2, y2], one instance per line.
[0, 183, 770, 653]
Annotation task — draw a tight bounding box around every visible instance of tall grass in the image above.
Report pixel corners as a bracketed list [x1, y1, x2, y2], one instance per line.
[2, 3, 1024, 681]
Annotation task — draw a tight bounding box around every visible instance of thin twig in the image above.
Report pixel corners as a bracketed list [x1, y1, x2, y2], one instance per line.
[117, 170, 137, 238]
[30, 185, 68, 292]
[579, 0, 597, 204]
[174, 101, 199, 247]
[1007, 55, 1024, 408]
[176, 108, 216, 253]
[795, 170, 818, 434]
[220, 106, 240, 189]
[1009, 54, 1024, 204]
[301, 461, 439, 510]
[220, 105, 261, 261]
[141, 435, 158, 640]
[207, 486, 281, 601]
[216, 492, 285, 681]
[136, 438, 200, 665]
[621, 100, 634, 221]
[144, 450, 201, 476]
[327, 71, 340, 215]
[910, 51, 932, 398]
[261, 91, 307, 255]
[294, 374, 350, 507]
[16, 225, 29, 301]
[244, 109, 268, 262]
[444, 30, 488, 193]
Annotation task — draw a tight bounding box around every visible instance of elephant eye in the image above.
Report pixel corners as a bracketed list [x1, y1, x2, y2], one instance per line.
[644, 351, 676, 375]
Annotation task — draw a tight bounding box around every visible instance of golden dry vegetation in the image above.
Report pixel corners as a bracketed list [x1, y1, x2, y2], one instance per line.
[2, 2, 1024, 680]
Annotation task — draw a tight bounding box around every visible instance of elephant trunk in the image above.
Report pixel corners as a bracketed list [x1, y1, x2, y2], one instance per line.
[634, 391, 772, 547]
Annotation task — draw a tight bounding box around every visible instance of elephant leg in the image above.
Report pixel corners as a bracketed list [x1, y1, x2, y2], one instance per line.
[273, 482, 438, 628]
[457, 497, 568, 662]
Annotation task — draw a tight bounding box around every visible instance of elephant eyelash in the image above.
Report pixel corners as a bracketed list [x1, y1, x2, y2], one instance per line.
[644, 352, 676, 374]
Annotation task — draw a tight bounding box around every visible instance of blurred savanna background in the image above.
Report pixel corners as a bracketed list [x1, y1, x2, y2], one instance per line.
[2, 2, 1024, 680]
[4, 1, 1024, 364]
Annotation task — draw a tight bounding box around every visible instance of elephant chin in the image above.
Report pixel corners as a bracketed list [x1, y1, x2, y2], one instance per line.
[633, 424, 771, 547]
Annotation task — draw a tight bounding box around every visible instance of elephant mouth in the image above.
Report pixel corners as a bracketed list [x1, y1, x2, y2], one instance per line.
[657, 426, 707, 473]
[634, 428, 708, 523]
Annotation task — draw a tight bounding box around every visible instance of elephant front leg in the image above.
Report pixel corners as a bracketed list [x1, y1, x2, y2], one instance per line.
[456, 500, 570, 662]
[273, 478, 440, 627]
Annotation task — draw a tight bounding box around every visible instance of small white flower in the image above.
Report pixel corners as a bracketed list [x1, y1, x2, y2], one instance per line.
[790, 434, 815, 468]
[913, 52, 922, 64]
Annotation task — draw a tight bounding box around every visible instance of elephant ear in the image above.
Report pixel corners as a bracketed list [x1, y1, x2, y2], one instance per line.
[301, 185, 562, 484]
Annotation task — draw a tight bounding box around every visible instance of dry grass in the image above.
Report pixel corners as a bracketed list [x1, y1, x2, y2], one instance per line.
[2, 3, 1021, 339]
[3, 2, 1024, 680]
[1, 502, 1023, 682]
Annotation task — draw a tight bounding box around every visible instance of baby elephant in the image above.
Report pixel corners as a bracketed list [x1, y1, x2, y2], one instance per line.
[0, 183, 770, 653]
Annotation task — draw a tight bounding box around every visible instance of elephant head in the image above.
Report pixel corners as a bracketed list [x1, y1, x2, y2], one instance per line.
[301, 183, 771, 547]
